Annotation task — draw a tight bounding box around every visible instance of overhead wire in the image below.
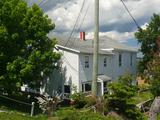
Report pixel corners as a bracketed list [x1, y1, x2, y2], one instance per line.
[63, 56, 78, 72]
[70, 1, 91, 47]
[64, 0, 86, 47]
[107, 0, 135, 34]
[39, 0, 49, 7]
[120, 0, 141, 29]
[78, 3, 90, 32]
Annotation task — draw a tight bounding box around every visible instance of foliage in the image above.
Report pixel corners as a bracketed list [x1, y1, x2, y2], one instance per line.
[70, 92, 87, 109]
[0, 0, 60, 93]
[70, 93, 108, 115]
[135, 14, 160, 97]
[85, 95, 97, 107]
[105, 75, 146, 120]
[158, 113, 160, 120]
[135, 14, 160, 74]
[118, 73, 134, 86]
[147, 57, 160, 97]
[137, 84, 150, 92]
[132, 90, 153, 104]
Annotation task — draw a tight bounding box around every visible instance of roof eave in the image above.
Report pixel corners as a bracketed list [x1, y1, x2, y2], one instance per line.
[56, 45, 80, 53]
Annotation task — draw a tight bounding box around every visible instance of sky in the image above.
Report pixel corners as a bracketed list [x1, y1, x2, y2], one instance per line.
[28, 0, 160, 48]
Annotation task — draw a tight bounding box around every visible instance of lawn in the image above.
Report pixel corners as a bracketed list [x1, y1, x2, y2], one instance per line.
[0, 107, 123, 120]
[0, 93, 42, 115]
[0, 112, 47, 120]
[54, 107, 123, 120]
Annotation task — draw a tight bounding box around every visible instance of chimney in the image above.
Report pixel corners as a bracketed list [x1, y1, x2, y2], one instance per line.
[80, 32, 85, 41]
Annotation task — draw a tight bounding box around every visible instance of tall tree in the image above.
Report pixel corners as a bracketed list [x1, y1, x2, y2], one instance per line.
[0, 0, 60, 93]
[147, 56, 160, 96]
[135, 14, 160, 74]
[135, 14, 160, 97]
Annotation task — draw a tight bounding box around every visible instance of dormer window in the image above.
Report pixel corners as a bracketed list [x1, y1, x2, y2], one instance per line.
[85, 56, 89, 68]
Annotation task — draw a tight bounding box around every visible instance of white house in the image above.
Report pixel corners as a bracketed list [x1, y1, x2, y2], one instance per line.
[42, 33, 138, 97]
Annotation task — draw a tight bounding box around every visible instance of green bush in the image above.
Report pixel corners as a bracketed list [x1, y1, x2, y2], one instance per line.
[85, 96, 97, 107]
[125, 108, 147, 120]
[70, 92, 87, 108]
[105, 74, 147, 120]
[138, 84, 150, 92]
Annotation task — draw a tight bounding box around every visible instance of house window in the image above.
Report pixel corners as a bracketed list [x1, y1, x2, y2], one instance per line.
[130, 54, 133, 66]
[82, 83, 91, 92]
[64, 85, 71, 93]
[104, 57, 107, 67]
[64, 85, 71, 98]
[85, 56, 89, 68]
[119, 53, 122, 67]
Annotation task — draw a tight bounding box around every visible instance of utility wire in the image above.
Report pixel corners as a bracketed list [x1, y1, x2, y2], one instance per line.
[70, 1, 91, 47]
[120, 0, 141, 29]
[63, 56, 78, 72]
[111, 1, 135, 33]
[38, 0, 48, 7]
[64, 0, 86, 47]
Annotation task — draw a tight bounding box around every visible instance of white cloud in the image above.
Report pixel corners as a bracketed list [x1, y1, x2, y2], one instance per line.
[141, 22, 149, 30]
[44, 0, 160, 45]
[85, 31, 135, 43]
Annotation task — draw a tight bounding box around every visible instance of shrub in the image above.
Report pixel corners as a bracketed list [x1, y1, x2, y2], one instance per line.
[85, 95, 97, 107]
[138, 84, 150, 92]
[70, 92, 87, 109]
[125, 108, 147, 120]
[105, 74, 146, 120]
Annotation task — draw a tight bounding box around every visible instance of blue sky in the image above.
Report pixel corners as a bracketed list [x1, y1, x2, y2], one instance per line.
[29, 0, 160, 48]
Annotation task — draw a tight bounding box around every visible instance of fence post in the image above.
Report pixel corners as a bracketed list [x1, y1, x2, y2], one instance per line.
[31, 102, 35, 117]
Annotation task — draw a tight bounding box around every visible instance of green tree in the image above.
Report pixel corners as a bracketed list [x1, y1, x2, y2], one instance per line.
[147, 57, 160, 96]
[0, 0, 60, 93]
[135, 14, 160, 97]
[135, 14, 160, 74]
[106, 75, 146, 120]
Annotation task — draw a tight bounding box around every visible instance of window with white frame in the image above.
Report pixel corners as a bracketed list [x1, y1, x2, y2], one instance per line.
[130, 54, 133, 66]
[119, 53, 122, 67]
[84, 56, 89, 68]
[104, 57, 107, 67]
[82, 83, 91, 92]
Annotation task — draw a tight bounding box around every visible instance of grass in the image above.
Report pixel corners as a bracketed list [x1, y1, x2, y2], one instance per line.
[54, 107, 123, 120]
[0, 94, 46, 120]
[0, 93, 42, 115]
[0, 111, 47, 120]
[0, 107, 123, 120]
[158, 114, 160, 120]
